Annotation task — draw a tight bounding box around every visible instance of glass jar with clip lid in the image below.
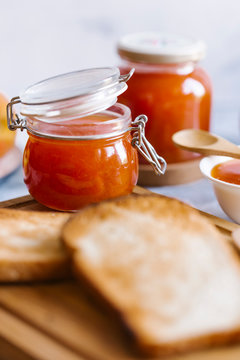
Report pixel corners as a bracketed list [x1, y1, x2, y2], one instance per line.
[7, 67, 166, 211]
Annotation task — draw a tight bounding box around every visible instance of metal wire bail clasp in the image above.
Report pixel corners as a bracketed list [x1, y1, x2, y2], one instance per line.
[131, 115, 167, 175]
[7, 96, 26, 131]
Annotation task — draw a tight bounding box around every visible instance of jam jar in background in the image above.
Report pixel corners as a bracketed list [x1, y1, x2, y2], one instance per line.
[7, 68, 166, 211]
[117, 32, 212, 185]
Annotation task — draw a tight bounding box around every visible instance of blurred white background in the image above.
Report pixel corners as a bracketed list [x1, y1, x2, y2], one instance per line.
[0, 0, 238, 148]
[1, 0, 239, 104]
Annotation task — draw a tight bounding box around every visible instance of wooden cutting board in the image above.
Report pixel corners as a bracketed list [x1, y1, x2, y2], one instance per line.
[0, 187, 240, 360]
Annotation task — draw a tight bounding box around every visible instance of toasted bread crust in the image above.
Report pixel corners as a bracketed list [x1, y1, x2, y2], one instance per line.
[0, 208, 71, 282]
[0, 257, 71, 282]
[63, 194, 240, 356]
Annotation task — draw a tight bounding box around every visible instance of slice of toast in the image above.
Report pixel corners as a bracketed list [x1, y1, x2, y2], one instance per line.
[63, 194, 240, 356]
[0, 208, 71, 282]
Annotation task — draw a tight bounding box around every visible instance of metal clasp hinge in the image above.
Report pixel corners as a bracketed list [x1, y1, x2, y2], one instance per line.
[7, 96, 26, 131]
[131, 115, 167, 175]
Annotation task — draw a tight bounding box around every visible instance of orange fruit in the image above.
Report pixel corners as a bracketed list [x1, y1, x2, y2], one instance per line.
[0, 93, 15, 157]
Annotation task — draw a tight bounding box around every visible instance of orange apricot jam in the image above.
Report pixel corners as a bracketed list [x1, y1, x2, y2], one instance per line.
[119, 63, 212, 164]
[23, 105, 138, 211]
[211, 160, 240, 185]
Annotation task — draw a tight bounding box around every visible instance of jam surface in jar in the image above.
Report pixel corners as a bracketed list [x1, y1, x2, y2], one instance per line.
[211, 160, 240, 185]
[23, 111, 138, 211]
[119, 63, 212, 164]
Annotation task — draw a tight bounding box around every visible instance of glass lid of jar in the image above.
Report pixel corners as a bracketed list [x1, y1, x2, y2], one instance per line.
[118, 32, 206, 64]
[18, 67, 134, 122]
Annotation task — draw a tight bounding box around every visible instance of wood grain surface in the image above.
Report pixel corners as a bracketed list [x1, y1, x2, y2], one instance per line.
[0, 187, 240, 360]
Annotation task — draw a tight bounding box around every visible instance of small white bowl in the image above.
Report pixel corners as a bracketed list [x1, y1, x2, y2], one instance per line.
[200, 156, 240, 224]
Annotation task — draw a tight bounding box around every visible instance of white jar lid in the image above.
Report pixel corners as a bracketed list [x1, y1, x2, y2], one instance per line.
[118, 32, 206, 64]
[19, 67, 133, 122]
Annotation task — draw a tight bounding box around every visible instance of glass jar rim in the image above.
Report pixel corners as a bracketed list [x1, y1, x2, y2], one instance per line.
[25, 103, 132, 140]
[120, 59, 196, 75]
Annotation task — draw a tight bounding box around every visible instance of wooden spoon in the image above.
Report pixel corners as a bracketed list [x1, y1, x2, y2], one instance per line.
[172, 129, 240, 158]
